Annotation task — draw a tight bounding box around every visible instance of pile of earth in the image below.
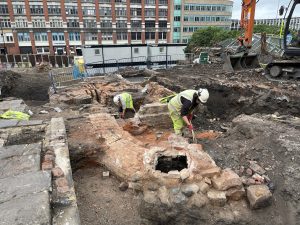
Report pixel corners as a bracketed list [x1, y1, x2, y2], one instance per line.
[0, 69, 50, 105]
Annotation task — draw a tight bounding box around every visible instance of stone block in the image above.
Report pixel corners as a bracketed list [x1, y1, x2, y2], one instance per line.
[188, 192, 208, 208]
[0, 119, 18, 128]
[207, 190, 227, 207]
[181, 184, 200, 197]
[0, 143, 41, 160]
[158, 186, 171, 207]
[0, 99, 26, 112]
[200, 167, 221, 178]
[0, 191, 51, 225]
[198, 181, 210, 194]
[18, 120, 44, 126]
[52, 167, 64, 178]
[0, 171, 51, 203]
[42, 161, 53, 171]
[249, 161, 266, 175]
[0, 153, 40, 179]
[143, 191, 159, 204]
[247, 185, 272, 209]
[180, 168, 190, 181]
[212, 168, 242, 191]
[138, 103, 169, 115]
[226, 187, 245, 201]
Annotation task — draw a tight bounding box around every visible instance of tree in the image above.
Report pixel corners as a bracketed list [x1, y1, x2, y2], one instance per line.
[253, 25, 281, 35]
[185, 27, 239, 53]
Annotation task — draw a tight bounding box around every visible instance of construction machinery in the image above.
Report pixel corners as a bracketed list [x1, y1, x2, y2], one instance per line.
[224, 0, 300, 79]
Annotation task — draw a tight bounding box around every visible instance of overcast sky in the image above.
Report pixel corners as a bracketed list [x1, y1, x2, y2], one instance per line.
[232, 0, 300, 19]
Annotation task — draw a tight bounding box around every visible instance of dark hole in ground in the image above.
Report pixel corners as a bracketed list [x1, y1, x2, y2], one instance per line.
[155, 155, 188, 173]
[5, 127, 46, 146]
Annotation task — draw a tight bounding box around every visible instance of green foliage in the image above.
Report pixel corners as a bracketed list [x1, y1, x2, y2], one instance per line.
[185, 27, 239, 53]
[253, 24, 281, 35]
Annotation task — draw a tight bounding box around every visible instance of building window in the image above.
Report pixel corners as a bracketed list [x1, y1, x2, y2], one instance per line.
[133, 47, 139, 53]
[99, 7, 112, 16]
[145, 9, 155, 17]
[130, 0, 141, 3]
[159, 0, 167, 5]
[131, 20, 141, 28]
[173, 27, 180, 32]
[18, 33, 30, 42]
[83, 19, 97, 28]
[34, 32, 48, 42]
[174, 5, 181, 10]
[69, 32, 81, 41]
[67, 19, 80, 28]
[145, 32, 155, 40]
[99, 0, 111, 3]
[131, 8, 142, 17]
[48, 5, 61, 15]
[85, 32, 98, 41]
[145, 21, 155, 28]
[0, 18, 11, 28]
[13, 5, 25, 15]
[65, 6, 78, 15]
[30, 5, 44, 15]
[115, 7, 126, 16]
[50, 19, 63, 28]
[158, 32, 166, 40]
[100, 20, 112, 28]
[159, 9, 167, 17]
[116, 20, 127, 28]
[145, 0, 155, 4]
[15, 19, 28, 28]
[82, 7, 95, 16]
[117, 32, 127, 40]
[174, 16, 181, 21]
[131, 32, 141, 40]
[0, 5, 9, 14]
[4, 33, 14, 42]
[36, 47, 50, 54]
[52, 33, 65, 41]
[32, 19, 46, 28]
[159, 21, 167, 28]
[102, 32, 112, 40]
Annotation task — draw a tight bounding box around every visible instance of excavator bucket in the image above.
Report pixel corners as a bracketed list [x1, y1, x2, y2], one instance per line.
[222, 53, 260, 72]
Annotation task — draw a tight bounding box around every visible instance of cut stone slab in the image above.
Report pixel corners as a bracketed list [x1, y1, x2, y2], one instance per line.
[188, 192, 208, 208]
[0, 99, 26, 113]
[247, 185, 272, 209]
[0, 119, 18, 128]
[198, 181, 210, 194]
[0, 191, 51, 225]
[0, 152, 40, 179]
[0, 170, 51, 203]
[0, 143, 41, 160]
[18, 120, 44, 126]
[207, 190, 227, 207]
[212, 168, 242, 191]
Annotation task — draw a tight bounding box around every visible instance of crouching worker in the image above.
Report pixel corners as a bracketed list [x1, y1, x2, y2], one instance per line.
[168, 88, 209, 135]
[113, 92, 136, 119]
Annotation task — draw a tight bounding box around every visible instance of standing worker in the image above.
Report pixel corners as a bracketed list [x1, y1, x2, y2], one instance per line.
[168, 89, 209, 135]
[113, 92, 136, 119]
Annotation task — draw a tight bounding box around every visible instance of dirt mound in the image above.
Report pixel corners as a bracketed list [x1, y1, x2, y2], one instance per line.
[0, 70, 21, 97]
[0, 69, 50, 105]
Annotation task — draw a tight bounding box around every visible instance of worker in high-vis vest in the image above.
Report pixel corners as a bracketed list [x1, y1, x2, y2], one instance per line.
[113, 92, 136, 119]
[168, 88, 209, 135]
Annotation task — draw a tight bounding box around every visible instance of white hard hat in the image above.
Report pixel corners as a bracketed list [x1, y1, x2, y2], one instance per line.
[197, 88, 209, 103]
[113, 95, 120, 105]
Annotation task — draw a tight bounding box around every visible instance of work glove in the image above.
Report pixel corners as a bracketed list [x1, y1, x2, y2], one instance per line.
[188, 124, 193, 131]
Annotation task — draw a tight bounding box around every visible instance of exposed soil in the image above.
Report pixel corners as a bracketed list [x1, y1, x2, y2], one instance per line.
[1, 68, 50, 106]
[73, 166, 143, 225]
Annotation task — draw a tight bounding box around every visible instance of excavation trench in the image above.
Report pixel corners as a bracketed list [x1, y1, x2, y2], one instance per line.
[61, 73, 300, 225]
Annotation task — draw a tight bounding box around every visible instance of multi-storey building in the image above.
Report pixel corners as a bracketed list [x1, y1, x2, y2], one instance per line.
[0, 0, 171, 55]
[171, 0, 233, 43]
[231, 17, 300, 31]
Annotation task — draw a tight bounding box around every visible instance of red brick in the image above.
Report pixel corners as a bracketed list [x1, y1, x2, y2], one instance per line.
[52, 167, 64, 178]
[42, 161, 53, 170]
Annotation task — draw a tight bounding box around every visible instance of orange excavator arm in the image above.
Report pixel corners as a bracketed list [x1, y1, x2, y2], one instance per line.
[239, 0, 257, 48]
